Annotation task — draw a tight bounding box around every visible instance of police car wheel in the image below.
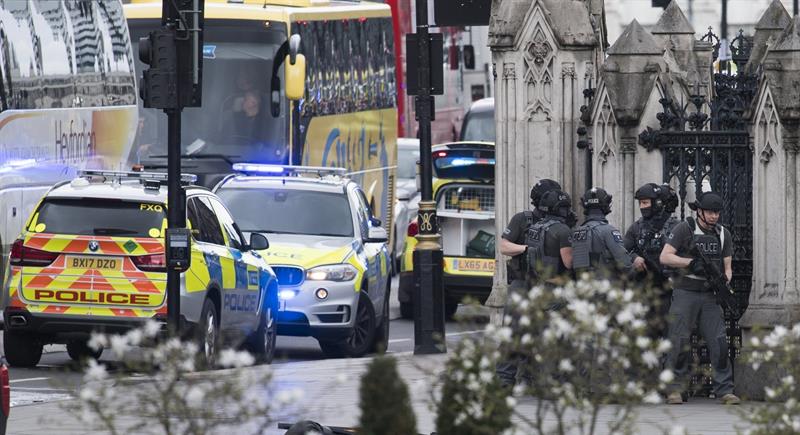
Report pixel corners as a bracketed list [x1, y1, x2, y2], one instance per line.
[196, 299, 219, 369]
[250, 305, 277, 365]
[3, 331, 43, 368]
[66, 340, 103, 362]
[320, 294, 376, 358]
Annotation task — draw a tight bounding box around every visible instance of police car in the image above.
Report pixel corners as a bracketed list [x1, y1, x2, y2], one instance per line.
[214, 164, 391, 358]
[2, 170, 278, 368]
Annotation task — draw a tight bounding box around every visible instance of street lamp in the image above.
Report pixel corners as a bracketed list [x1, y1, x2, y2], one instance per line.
[408, 0, 446, 355]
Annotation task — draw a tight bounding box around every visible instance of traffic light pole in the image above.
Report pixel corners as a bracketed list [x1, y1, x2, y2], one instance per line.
[412, 0, 446, 355]
[166, 108, 182, 336]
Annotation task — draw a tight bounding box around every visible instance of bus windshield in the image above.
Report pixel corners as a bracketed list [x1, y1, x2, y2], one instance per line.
[128, 20, 289, 164]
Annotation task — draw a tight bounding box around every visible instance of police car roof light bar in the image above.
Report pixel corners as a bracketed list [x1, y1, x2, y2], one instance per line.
[78, 170, 198, 185]
[232, 163, 347, 177]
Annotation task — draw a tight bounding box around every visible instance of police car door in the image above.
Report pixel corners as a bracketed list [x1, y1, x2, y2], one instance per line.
[208, 197, 260, 334]
[352, 187, 389, 315]
[189, 196, 240, 336]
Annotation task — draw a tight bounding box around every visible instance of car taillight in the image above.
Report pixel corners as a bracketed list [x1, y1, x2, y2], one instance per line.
[10, 239, 58, 267]
[407, 220, 419, 237]
[132, 254, 167, 272]
[0, 363, 9, 417]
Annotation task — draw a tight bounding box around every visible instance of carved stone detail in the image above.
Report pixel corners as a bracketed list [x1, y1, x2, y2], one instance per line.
[503, 63, 516, 79]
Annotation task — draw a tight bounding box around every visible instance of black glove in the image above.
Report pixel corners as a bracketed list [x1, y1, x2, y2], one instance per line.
[565, 211, 578, 228]
[688, 258, 706, 276]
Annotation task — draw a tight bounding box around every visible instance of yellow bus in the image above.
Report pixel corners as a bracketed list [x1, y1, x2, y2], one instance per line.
[124, 0, 398, 243]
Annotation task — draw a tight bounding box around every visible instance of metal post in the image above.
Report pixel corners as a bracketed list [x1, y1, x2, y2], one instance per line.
[166, 108, 182, 336]
[795, 0, 798, 16]
[720, 0, 729, 74]
[413, 0, 446, 355]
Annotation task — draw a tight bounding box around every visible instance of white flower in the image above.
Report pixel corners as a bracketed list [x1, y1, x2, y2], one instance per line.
[512, 384, 525, 397]
[659, 369, 675, 384]
[642, 351, 659, 368]
[125, 329, 143, 346]
[592, 315, 609, 333]
[218, 349, 255, 368]
[109, 334, 131, 357]
[765, 387, 777, 399]
[505, 396, 517, 408]
[657, 339, 672, 353]
[143, 320, 161, 337]
[636, 336, 651, 349]
[783, 375, 795, 386]
[521, 334, 532, 345]
[496, 327, 513, 343]
[558, 359, 574, 372]
[750, 336, 761, 347]
[519, 315, 531, 327]
[616, 307, 635, 325]
[643, 391, 662, 404]
[85, 360, 108, 382]
[87, 333, 108, 352]
[79, 387, 98, 402]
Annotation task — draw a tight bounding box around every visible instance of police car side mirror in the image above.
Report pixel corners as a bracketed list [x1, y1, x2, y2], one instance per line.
[365, 226, 388, 243]
[370, 217, 382, 227]
[249, 233, 269, 251]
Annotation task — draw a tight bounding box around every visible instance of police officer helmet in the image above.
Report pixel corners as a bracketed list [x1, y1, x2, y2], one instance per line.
[634, 183, 662, 218]
[530, 179, 561, 207]
[659, 183, 679, 213]
[539, 189, 572, 218]
[689, 191, 724, 212]
[580, 187, 612, 215]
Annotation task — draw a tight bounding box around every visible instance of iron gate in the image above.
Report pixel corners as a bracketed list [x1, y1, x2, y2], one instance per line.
[637, 29, 756, 396]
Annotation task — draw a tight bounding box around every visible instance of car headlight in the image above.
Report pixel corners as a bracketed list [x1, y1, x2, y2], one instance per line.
[306, 264, 358, 282]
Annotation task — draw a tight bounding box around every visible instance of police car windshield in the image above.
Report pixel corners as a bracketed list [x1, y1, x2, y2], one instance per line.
[218, 188, 354, 237]
[34, 199, 166, 237]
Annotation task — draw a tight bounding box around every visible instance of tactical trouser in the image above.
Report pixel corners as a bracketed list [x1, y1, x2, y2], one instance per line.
[664, 288, 734, 397]
[495, 279, 530, 388]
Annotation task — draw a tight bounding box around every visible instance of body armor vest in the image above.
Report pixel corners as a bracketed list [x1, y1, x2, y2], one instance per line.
[572, 220, 613, 273]
[686, 222, 725, 281]
[525, 217, 562, 280]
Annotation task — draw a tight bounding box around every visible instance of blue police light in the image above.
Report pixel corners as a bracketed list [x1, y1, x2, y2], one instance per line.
[232, 163, 286, 175]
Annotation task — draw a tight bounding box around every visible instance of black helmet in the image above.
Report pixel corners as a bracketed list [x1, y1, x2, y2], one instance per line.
[539, 189, 572, 217]
[659, 183, 679, 213]
[689, 191, 723, 212]
[530, 179, 561, 207]
[581, 187, 612, 215]
[634, 183, 663, 218]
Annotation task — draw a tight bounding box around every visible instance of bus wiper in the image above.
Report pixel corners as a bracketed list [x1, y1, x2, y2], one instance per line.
[93, 228, 139, 235]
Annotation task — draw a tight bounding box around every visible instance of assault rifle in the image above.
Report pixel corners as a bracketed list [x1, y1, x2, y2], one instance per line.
[689, 232, 740, 317]
[629, 227, 667, 284]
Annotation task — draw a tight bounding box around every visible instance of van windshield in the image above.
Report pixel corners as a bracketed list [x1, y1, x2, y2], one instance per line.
[460, 110, 495, 142]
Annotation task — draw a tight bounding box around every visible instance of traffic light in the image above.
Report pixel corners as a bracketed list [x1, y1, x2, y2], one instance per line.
[652, 0, 670, 8]
[138, 0, 204, 110]
[139, 29, 178, 109]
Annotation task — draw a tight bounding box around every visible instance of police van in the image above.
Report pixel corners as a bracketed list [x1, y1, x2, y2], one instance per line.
[214, 164, 391, 358]
[2, 170, 278, 367]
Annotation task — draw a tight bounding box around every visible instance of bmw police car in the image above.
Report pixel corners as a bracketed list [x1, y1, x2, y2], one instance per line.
[214, 164, 391, 358]
[2, 170, 278, 368]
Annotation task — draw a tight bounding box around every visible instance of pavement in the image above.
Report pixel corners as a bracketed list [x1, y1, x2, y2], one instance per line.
[7, 350, 751, 435]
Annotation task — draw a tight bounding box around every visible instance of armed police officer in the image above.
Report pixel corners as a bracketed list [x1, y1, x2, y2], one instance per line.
[659, 191, 740, 405]
[500, 179, 562, 286]
[571, 187, 632, 278]
[624, 183, 680, 336]
[496, 187, 574, 388]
